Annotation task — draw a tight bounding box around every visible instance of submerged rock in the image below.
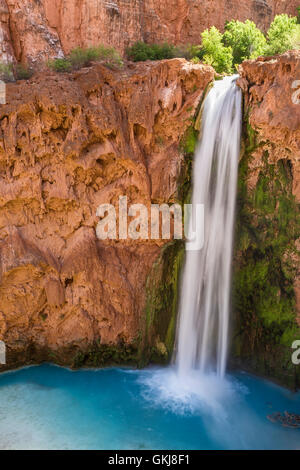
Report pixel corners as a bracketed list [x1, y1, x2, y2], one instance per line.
[267, 411, 300, 428]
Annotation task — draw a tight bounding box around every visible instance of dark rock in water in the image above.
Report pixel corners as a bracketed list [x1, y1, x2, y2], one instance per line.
[267, 412, 300, 429]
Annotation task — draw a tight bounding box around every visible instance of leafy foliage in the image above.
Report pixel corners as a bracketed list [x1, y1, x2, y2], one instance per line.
[126, 41, 176, 61]
[264, 14, 299, 55]
[201, 27, 233, 74]
[126, 42, 205, 62]
[234, 143, 300, 370]
[48, 58, 72, 73]
[0, 63, 14, 82]
[223, 20, 266, 65]
[291, 25, 300, 49]
[3, 13, 299, 81]
[125, 14, 300, 74]
[15, 64, 33, 80]
[175, 44, 202, 60]
[48, 45, 123, 73]
[0, 62, 33, 82]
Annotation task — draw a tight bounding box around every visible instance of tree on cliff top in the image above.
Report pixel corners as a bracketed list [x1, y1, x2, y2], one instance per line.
[201, 27, 233, 74]
[264, 14, 299, 55]
[126, 15, 300, 75]
[223, 20, 267, 65]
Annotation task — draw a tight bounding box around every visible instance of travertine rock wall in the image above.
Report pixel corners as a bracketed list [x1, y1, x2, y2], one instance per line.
[233, 51, 300, 387]
[239, 52, 300, 321]
[0, 58, 214, 368]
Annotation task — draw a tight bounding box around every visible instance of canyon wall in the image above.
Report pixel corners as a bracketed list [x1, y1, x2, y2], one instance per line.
[0, 41, 299, 386]
[0, 59, 214, 369]
[0, 0, 299, 65]
[0, 0, 299, 385]
[234, 51, 300, 387]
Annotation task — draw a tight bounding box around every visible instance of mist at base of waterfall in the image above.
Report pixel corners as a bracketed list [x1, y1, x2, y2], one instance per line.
[0, 364, 299, 450]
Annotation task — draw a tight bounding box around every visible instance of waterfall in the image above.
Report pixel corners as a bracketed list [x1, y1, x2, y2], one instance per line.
[176, 75, 242, 378]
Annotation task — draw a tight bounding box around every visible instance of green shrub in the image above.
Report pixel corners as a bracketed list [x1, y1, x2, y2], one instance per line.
[264, 14, 298, 55]
[223, 20, 267, 65]
[48, 57, 72, 73]
[126, 41, 152, 61]
[126, 41, 176, 61]
[151, 43, 176, 60]
[291, 25, 300, 49]
[95, 44, 124, 68]
[48, 45, 123, 73]
[69, 45, 123, 69]
[190, 56, 201, 64]
[0, 63, 14, 82]
[68, 47, 98, 68]
[15, 64, 33, 80]
[174, 44, 202, 60]
[201, 27, 233, 74]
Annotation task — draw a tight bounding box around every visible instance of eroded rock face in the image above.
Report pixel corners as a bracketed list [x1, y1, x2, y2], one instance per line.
[238, 52, 300, 197]
[0, 0, 15, 64]
[0, 0, 298, 64]
[0, 59, 214, 368]
[238, 51, 300, 321]
[234, 52, 300, 387]
[4, 0, 64, 66]
[140, 0, 295, 45]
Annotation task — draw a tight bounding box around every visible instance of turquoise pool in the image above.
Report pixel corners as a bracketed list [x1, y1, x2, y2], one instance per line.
[0, 364, 299, 450]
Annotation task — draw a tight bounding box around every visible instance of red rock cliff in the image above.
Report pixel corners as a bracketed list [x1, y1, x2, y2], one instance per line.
[238, 51, 300, 323]
[0, 0, 298, 65]
[0, 59, 214, 368]
[232, 51, 300, 387]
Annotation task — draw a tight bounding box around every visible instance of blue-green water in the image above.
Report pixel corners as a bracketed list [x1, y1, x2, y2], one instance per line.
[0, 364, 299, 450]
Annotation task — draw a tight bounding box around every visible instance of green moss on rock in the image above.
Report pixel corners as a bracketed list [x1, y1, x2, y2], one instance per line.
[232, 120, 300, 389]
[72, 340, 139, 369]
[139, 240, 185, 365]
[180, 126, 198, 155]
[139, 112, 202, 365]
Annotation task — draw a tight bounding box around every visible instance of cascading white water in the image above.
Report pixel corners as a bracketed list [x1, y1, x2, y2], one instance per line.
[176, 75, 242, 378]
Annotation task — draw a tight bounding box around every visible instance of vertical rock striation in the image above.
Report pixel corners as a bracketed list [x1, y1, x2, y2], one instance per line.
[235, 52, 300, 387]
[0, 59, 214, 369]
[0, 0, 298, 64]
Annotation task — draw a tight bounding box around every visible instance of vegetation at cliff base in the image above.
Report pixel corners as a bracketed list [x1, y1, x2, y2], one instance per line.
[0, 62, 33, 82]
[48, 44, 123, 73]
[127, 13, 300, 74]
[126, 42, 205, 62]
[0, 63, 14, 82]
[1, 12, 299, 80]
[126, 41, 177, 61]
[15, 64, 33, 80]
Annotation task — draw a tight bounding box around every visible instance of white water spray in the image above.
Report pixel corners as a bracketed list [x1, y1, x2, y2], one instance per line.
[176, 76, 242, 378]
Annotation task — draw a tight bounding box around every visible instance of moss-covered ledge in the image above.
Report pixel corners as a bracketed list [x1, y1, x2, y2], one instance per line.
[138, 240, 185, 365]
[137, 100, 205, 366]
[231, 115, 300, 389]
